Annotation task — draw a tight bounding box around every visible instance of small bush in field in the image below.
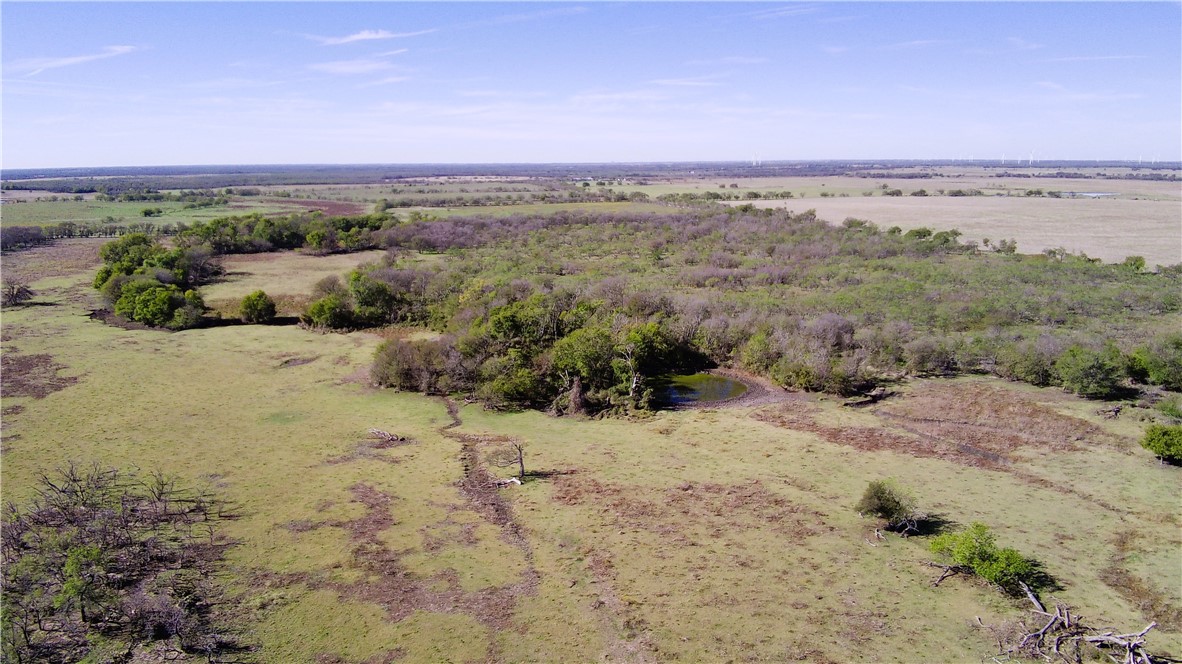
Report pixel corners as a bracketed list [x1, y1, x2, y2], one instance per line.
[1141, 424, 1182, 464]
[855, 479, 921, 532]
[240, 290, 277, 324]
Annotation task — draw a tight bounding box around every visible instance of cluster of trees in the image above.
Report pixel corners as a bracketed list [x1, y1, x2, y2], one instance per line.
[0, 226, 53, 251]
[366, 289, 696, 413]
[341, 209, 1181, 411]
[175, 212, 388, 254]
[655, 190, 796, 204]
[87, 210, 400, 329]
[1, 464, 243, 662]
[92, 188, 226, 204]
[92, 234, 216, 329]
[2, 221, 192, 252]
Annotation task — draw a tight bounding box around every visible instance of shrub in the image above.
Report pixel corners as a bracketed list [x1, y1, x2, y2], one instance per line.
[1055, 344, 1124, 399]
[303, 293, 354, 329]
[240, 290, 277, 324]
[930, 522, 1040, 595]
[1, 281, 34, 307]
[371, 338, 451, 393]
[855, 480, 919, 531]
[1140, 424, 1182, 464]
[1128, 334, 1182, 391]
[996, 336, 1063, 386]
[112, 278, 203, 329]
[903, 337, 956, 375]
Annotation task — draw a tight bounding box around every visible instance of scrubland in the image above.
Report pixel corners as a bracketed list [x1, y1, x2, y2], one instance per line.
[2, 164, 1180, 662]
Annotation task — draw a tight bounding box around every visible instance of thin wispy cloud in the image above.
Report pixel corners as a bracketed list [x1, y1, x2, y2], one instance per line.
[822, 46, 849, 55]
[456, 89, 549, 99]
[304, 29, 435, 46]
[966, 37, 1044, 56]
[651, 76, 723, 87]
[884, 39, 954, 50]
[11, 45, 137, 77]
[685, 56, 768, 66]
[463, 6, 588, 28]
[1041, 55, 1146, 63]
[816, 14, 867, 24]
[1032, 81, 1141, 103]
[309, 59, 400, 75]
[739, 5, 819, 20]
[359, 76, 411, 88]
[1006, 37, 1043, 52]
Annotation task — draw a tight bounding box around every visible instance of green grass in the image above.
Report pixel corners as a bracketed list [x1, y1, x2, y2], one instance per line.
[2, 250, 1179, 662]
[0, 198, 301, 228]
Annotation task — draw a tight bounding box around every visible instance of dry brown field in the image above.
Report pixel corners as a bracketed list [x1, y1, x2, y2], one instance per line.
[738, 194, 1181, 266]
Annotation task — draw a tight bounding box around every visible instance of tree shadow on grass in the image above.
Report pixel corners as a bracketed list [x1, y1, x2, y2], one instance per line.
[193, 315, 301, 329]
[906, 513, 956, 537]
[1022, 560, 1064, 596]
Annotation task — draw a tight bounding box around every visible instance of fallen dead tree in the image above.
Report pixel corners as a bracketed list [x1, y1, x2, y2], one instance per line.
[368, 428, 409, 444]
[985, 582, 1160, 664]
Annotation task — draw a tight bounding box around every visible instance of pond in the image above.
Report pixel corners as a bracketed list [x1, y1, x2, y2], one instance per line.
[655, 372, 748, 408]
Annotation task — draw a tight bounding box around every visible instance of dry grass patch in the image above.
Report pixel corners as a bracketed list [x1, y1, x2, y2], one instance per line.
[1100, 530, 1182, 631]
[874, 381, 1122, 457]
[1, 238, 102, 283]
[747, 195, 1181, 266]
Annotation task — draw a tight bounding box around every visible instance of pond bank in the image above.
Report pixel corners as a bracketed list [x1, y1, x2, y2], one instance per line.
[668, 368, 794, 410]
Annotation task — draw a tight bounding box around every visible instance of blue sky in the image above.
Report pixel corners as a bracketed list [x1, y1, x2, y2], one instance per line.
[3, 2, 1179, 168]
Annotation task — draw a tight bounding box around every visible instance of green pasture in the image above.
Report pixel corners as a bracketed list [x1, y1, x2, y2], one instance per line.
[0, 198, 300, 228]
[1, 247, 1178, 661]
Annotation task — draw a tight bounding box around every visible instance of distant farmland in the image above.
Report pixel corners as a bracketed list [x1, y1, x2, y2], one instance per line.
[739, 195, 1181, 267]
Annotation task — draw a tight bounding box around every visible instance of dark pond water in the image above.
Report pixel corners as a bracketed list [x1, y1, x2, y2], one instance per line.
[656, 373, 748, 407]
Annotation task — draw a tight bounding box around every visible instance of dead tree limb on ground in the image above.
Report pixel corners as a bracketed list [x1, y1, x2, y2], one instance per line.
[989, 585, 1161, 664]
[368, 428, 405, 443]
[925, 561, 969, 587]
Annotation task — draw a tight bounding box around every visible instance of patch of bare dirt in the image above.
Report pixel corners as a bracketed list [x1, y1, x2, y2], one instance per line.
[260, 197, 370, 217]
[1, 353, 80, 398]
[276, 354, 319, 368]
[277, 399, 543, 662]
[552, 477, 826, 543]
[753, 380, 1122, 470]
[753, 403, 1007, 469]
[1, 238, 103, 283]
[1100, 530, 1182, 631]
[584, 549, 656, 663]
[323, 432, 416, 466]
[874, 381, 1119, 454]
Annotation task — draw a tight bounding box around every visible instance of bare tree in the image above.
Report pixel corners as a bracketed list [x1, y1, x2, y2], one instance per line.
[487, 441, 526, 480]
[1, 281, 34, 307]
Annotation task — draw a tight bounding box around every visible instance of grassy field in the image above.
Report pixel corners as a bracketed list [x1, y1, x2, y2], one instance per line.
[0, 197, 305, 228]
[2, 244, 1179, 662]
